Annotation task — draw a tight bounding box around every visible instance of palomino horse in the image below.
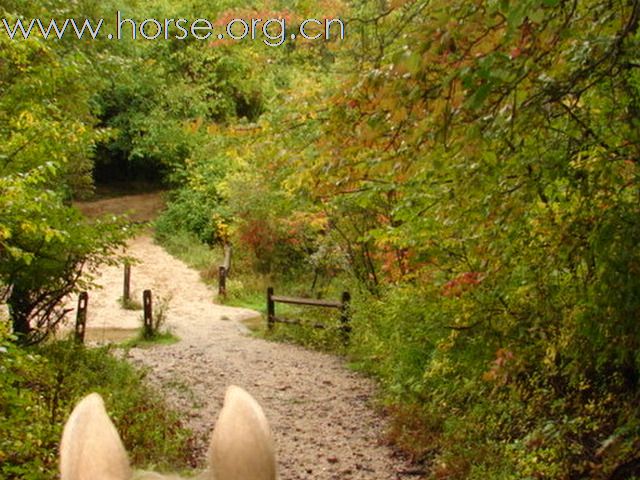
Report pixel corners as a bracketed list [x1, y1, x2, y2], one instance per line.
[60, 385, 277, 480]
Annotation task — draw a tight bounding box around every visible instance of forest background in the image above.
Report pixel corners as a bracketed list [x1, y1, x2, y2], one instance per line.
[1, 0, 639, 478]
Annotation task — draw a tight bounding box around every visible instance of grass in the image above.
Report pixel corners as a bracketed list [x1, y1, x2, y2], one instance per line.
[223, 274, 272, 311]
[154, 228, 355, 353]
[122, 330, 180, 348]
[119, 295, 143, 310]
[155, 229, 222, 281]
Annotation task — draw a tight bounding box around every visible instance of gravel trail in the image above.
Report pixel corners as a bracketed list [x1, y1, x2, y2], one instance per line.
[82, 234, 412, 480]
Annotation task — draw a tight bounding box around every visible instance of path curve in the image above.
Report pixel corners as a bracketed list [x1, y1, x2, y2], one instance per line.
[81, 234, 411, 479]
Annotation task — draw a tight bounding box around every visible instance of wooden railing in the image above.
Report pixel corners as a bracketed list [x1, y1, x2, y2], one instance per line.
[266, 287, 351, 342]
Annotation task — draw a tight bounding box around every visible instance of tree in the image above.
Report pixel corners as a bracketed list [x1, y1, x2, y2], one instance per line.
[0, 168, 129, 344]
[278, 0, 640, 475]
[0, 1, 131, 344]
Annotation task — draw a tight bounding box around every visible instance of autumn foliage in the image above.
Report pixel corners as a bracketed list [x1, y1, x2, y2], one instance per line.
[157, 0, 640, 475]
[2, 0, 638, 477]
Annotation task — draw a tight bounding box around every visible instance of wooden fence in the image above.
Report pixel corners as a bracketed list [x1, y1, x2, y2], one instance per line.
[75, 292, 88, 343]
[266, 287, 351, 341]
[123, 263, 131, 303]
[143, 289, 153, 338]
[73, 268, 155, 343]
[218, 244, 232, 297]
[122, 263, 154, 337]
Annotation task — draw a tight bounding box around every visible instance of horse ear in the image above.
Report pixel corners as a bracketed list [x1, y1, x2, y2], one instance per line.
[208, 386, 277, 480]
[60, 393, 132, 480]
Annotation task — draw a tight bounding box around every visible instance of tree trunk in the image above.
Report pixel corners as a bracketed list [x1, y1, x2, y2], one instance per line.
[8, 287, 31, 342]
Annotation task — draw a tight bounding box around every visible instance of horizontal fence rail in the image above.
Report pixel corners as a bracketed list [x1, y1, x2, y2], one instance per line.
[267, 287, 351, 342]
[269, 295, 343, 308]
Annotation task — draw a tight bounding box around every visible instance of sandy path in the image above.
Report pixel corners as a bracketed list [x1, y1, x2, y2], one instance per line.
[75, 192, 166, 224]
[82, 234, 412, 479]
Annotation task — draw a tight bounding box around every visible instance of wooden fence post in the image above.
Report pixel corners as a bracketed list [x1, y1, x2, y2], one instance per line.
[123, 263, 131, 303]
[267, 287, 275, 330]
[217, 244, 232, 297]
[143, 290, 153, 338]
[340, 291, 352, 342]
[75, 292, 88, 344]
[223, 244, 232, 275]
[218, 266, 227, 297]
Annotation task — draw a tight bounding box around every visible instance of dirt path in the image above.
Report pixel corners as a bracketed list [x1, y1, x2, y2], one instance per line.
[75, 191, 166, 224]
[80, 234, 412, 479]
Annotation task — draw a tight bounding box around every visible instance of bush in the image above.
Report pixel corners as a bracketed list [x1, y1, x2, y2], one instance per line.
[0, 324, 194, 479]
[0, 171, 130, 345]
[348, 282, 640, 479]
[155, 187, 229, 246]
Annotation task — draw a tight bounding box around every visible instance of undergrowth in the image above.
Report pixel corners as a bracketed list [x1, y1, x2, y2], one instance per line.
[0, 322, 195, 479]
[155, 228, 640, 478]
[119, 295, 143, 311]
[154, 228, 351, 352]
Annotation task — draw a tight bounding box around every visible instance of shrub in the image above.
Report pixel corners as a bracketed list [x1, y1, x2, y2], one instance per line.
[0, 171, 130, 345]
[348, 282, 640, 478]
[0, 324, 194, 479]
[155, 187, 229, 246]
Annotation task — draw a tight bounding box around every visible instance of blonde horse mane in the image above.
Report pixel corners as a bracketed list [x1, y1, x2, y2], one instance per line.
[60, 386, 277, 480]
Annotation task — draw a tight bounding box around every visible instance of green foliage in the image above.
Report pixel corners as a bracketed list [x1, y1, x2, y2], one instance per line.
[0, 324, 193, 479]
[230, 182, 315, 274]
[92, 55, 202, 184]
[6, 0, 639, 476]
[152, 0, 343, 275]
[157, 0, 640, 476]
[262, 0, 640, 476]
[155, 171, 229, 246]
[0, 0, 117, 198]
[350, 283, 640, 478]
[0, 0, 133, 343]
[0, 168, 130, 344]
